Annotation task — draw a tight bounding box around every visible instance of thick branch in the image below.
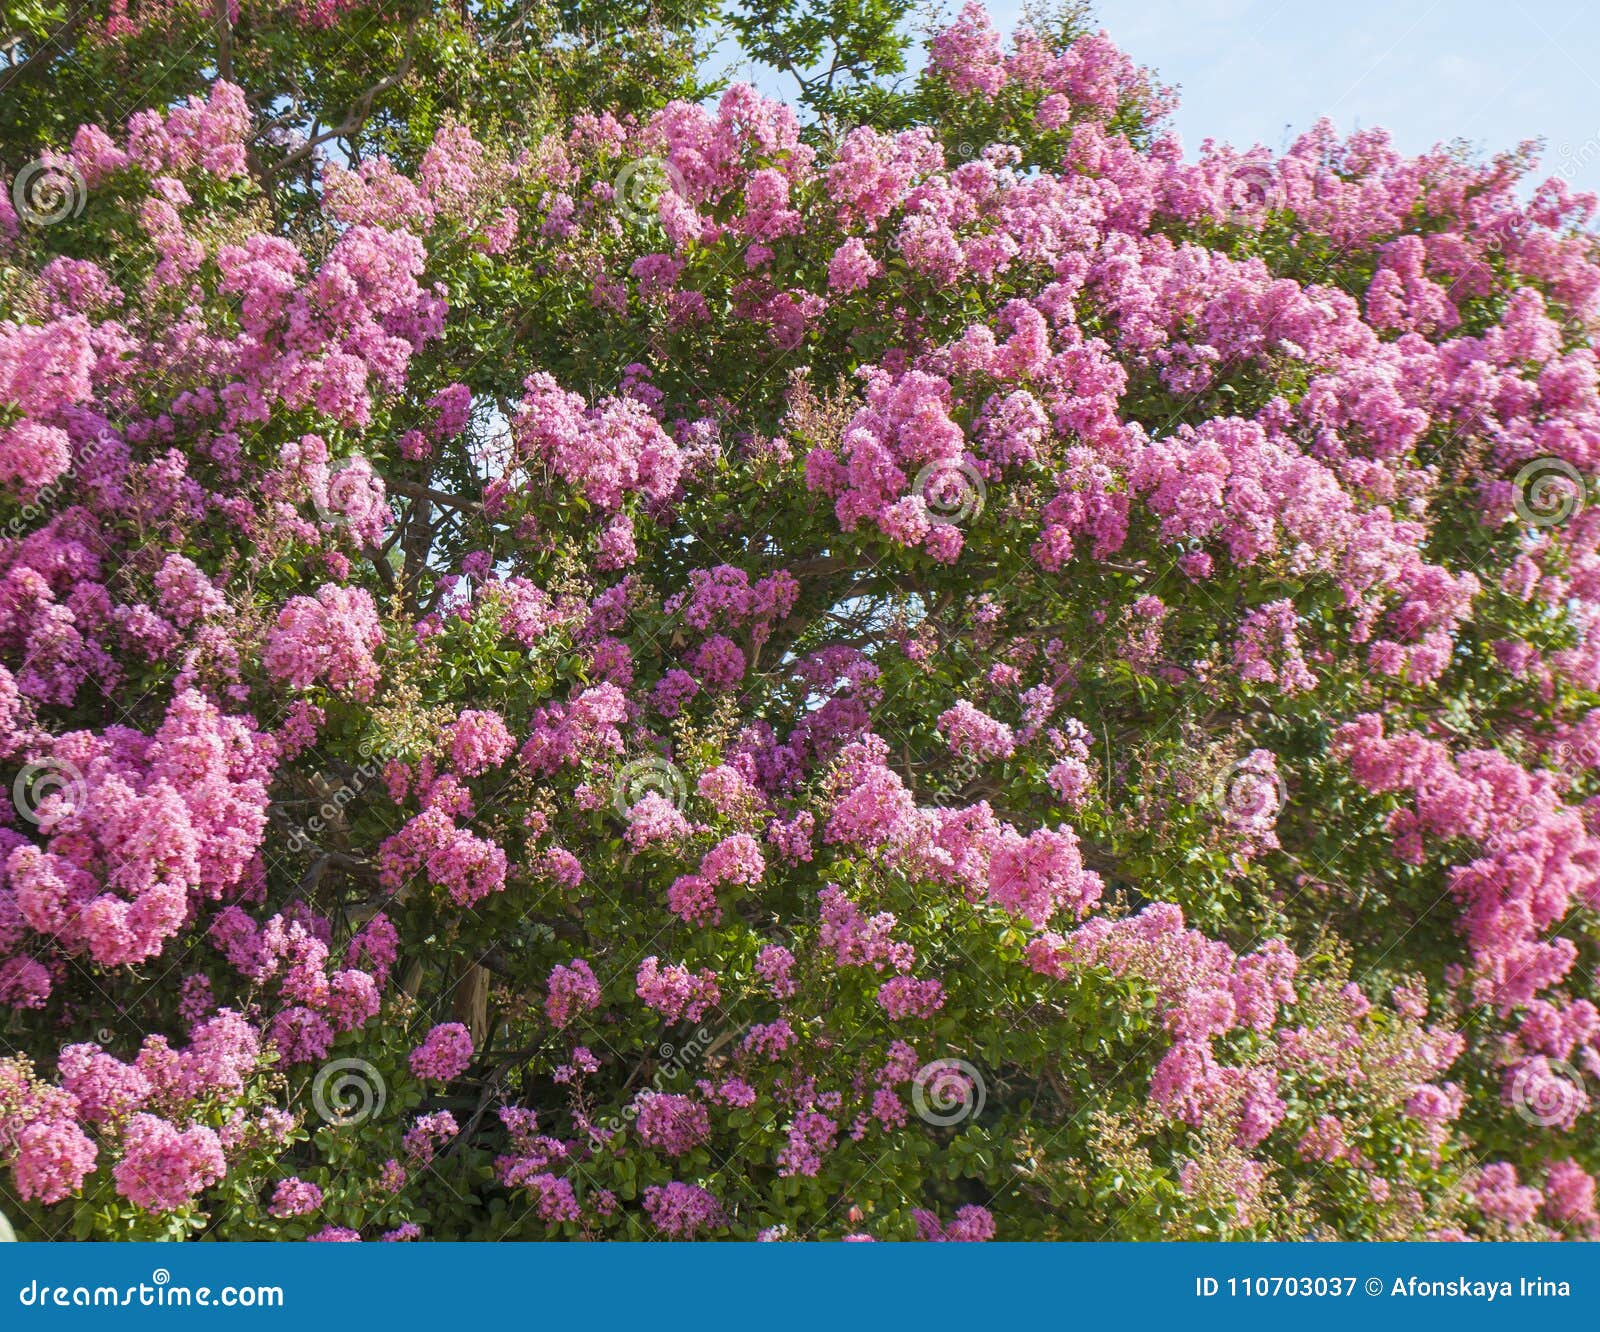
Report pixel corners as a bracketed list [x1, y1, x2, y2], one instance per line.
[265, 37, 417, 178]
[0, 13, 83, 96]
[213, 0, 233, 83]
[390, 480, 482, 512]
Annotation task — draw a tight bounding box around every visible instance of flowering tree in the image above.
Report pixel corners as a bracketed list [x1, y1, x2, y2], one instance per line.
[1, 0, 1599, 1241]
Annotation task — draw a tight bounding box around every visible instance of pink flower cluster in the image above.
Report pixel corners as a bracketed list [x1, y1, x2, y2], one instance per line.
[514, 374, 684, 511]
[632, 1092, 710, 1155]
[546, 959, 603, 1028]
[642, 1181, 724, 1237]
[1334, 714, 1600, 1018]
[635, 956, 720, 1023]
[6, 0, 1600, 1242]
[3, 690, 273, 978]
[263, 584, 384, 699]
[409, 1023, 474, 1081]
[378, 808, 508, 908]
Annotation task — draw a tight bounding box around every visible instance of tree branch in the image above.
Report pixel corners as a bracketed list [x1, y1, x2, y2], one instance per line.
[264, 34, 418, 178]
[0, 13, 83, 97]
[213, 0, 233, 83]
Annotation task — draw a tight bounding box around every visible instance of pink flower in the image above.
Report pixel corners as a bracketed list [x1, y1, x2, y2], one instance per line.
[545, 959, 602, 1028]
[13, 1118, 97, 1204]
[625, 791, 691, 850]
[409, 1023, 473, 1081]
[445, 709, 515, 777]
[633, 1093, 711, 1155]
[914, 1203, 996, 1241]
[877, 976, 946, 1020]
[112, 1114, 226, 1213]
[636, 956, 721, 1023]
[986, 825, 1103, 926]
[643, 1181, 724, 1237]
[776, 1111, 837, 1177]
[827, 237, 882, 293]
[378, 809, 507, 907]
[937, 700, 1016, 761]
[929, 2, 1006, 98]
[268, 1176, 324, 1218]
[402, 1111, 459, 1164]
[699, 832, 765, 885]
[666, 873, 720, 926]
[263, 583, 384, 698]
[755, 944, 797, 999]
[514, 374, 683, 510]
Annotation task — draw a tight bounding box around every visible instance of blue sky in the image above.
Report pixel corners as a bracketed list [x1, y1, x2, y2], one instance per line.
[990, 0, 1600, 195]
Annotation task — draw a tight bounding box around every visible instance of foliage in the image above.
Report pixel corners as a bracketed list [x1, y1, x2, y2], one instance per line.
[0, 1, 1598, 1242]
